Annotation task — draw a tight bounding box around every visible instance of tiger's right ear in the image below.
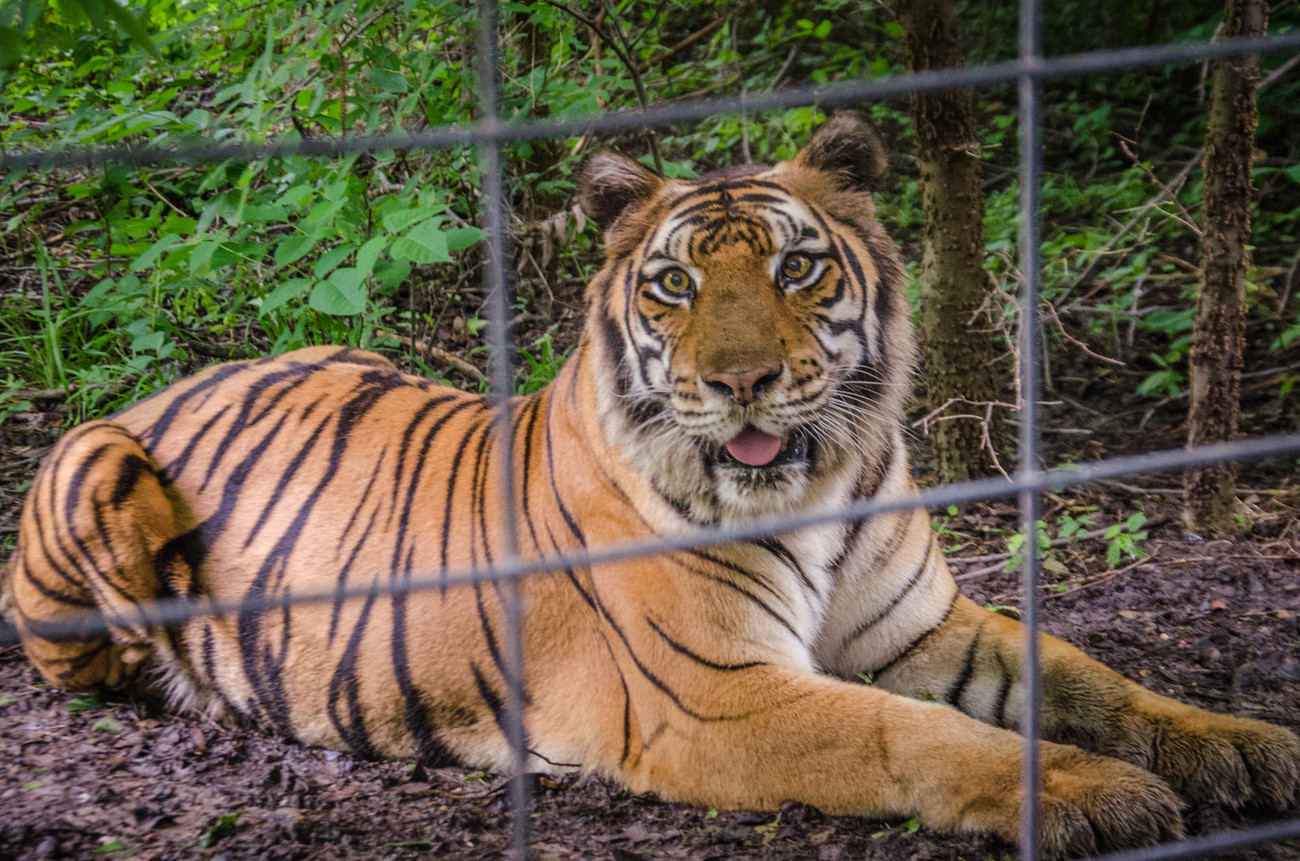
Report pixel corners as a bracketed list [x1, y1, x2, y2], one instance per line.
[576, 151, 663, 232]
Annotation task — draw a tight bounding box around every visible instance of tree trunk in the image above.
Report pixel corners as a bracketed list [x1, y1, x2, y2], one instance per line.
[892, 0, 1008, 482]
[1184, 0, 1267, 533]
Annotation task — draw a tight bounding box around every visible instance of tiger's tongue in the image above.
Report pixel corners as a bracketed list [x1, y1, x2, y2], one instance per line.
[724, 427, 784, 466]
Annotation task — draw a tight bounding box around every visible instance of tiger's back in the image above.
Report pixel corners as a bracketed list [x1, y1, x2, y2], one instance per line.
[8, 346, 639, 769]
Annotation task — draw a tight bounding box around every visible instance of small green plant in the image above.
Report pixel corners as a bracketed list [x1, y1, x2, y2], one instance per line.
[871, 816, 921, 839]
[91, 716, 121, 733]
[1004, 520, 1052, 572]
[1102, 512, 1148, 568]
[66, 691, 107, 712]
[198, 812, 240, 848]
[515, 330, 571, 395]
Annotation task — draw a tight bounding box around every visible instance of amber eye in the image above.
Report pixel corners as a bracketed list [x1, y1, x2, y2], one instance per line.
[658, 268, 692, 294]
[781, 253, 814, 281]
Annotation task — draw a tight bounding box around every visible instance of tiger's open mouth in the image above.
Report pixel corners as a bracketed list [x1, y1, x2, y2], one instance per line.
[712, 426, 813, 470]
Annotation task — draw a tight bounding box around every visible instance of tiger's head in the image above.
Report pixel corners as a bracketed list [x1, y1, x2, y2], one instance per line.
[577, 114, 916, 523]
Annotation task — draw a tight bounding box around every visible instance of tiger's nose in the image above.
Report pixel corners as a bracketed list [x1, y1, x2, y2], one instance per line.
[703, 365, 782, 405]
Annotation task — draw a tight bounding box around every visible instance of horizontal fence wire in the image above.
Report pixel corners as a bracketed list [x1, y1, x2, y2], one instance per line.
[1, 31, 1298, 174]
[3, 7, 1300, 860]
[3, 433, 1297, 647]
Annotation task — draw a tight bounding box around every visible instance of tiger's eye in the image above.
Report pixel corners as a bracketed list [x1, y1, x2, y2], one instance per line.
[659, 268, 691, 293]
[781, 253, 813, 280]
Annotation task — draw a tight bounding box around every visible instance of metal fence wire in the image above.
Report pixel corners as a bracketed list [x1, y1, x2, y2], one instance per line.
[3, 2, 1300, 859]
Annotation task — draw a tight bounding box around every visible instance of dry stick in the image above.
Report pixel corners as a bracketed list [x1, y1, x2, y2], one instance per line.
[1042, 556, 1153, 600]
[635, 17, 724, 73]
[376, 329, 486, 383]
[544, 0, 663, 175]
[1042, 301, 1126, 366]
[1057, 152, 1199, 307]
[1118, 138, 1203, 236]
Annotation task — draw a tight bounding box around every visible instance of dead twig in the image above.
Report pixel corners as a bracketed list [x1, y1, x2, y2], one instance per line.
[376, 330, 486, 383]
[635, 18, 724, 72]
[1117, 138, 1202, 237]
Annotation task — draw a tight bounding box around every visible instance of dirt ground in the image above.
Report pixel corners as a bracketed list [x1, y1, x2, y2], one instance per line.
[1, 347, 1299, 860]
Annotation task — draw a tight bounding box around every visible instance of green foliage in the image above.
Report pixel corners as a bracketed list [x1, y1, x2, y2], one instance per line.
[65, 690, 106, 711]
[198, 812, 240, 849]
[1, 0, 1298, 429]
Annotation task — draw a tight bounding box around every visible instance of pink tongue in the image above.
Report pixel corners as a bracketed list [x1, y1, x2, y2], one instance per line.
[725, 427, 784, 466]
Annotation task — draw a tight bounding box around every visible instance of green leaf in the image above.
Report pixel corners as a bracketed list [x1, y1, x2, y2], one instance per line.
[241, 204, 289, 224]
[131, 234, 182, 272]
[274, 233, 315, 267]
[381, 205, 444, 234]
[131, 331, 165, 354]
[389, 221, 451, 264]
[813, 19, 831, 39]
[368, 66, 408, 94]
[313, 245, 352, 279]
[92, 716, 121, 733]
[355, 235, 388, 277]
[444, 226, 483, 251]
[81, 0, 158, 57]
[1125, 512, 1147, 532]
[259, 278, 313, 315]
[309, 269, 366, 316]
[67, 691, 107, 712]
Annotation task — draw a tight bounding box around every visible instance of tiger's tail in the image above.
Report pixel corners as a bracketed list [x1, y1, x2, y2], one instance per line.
[9, 421, 205, 697]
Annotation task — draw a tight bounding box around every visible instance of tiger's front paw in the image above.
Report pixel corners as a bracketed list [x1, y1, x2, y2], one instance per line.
[1029, 746, 1184, 858]
[1130, 702, 1300, 811]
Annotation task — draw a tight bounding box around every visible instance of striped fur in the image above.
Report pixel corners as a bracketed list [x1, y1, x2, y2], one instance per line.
[4, 116, 1296, 857]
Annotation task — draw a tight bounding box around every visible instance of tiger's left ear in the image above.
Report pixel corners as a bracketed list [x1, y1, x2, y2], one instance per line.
[795, 112, 888, 193]
[576, 151, 664, 232]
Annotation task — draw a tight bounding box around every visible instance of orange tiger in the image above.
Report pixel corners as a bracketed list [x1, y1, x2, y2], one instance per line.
[4, 114, 1297, 857]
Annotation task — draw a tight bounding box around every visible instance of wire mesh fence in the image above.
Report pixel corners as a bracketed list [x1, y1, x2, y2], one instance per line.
[2, 1, 1300, 858]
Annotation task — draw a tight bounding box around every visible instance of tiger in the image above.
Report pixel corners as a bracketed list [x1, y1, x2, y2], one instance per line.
[4, 113, 1297, 858]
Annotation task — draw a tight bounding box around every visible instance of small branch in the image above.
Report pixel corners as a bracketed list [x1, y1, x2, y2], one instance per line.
[1117, 139, 1202, 237]
[1042, 301, 1126, 366]
[635, 17, 724, 72]
[545, 0, 663, 174]
[1058, 149, 1199, 307]
[376, 329, 486, 383]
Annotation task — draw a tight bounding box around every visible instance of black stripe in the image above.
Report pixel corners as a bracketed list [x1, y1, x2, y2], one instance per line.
[327, 583, 382, 759]
[328, 505, 380, 644]
[873, 590, 960, 677]
[646, 616, 764, 671]
[109, 455, 151, 508]
[160, 403, 231, 484]
[840, 540, 934, 650]
[946, 626, 984, 709]
[993, 651, 1014, 728]
[758, 537, 818, 598]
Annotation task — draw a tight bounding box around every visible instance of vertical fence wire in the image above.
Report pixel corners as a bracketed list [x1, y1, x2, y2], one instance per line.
[472, 1, 532, 855]
[1016, 0, 1045, 855]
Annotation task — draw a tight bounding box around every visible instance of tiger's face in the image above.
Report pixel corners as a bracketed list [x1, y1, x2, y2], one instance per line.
[578, 115, 915, 523]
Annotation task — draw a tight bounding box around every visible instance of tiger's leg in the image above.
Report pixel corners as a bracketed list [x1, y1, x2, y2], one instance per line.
[7, 421, 205, 697]
[869, 586, 1300, 814]
[610, 663, 1181, 857]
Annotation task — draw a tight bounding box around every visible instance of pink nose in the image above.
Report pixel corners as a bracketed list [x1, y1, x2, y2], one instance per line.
[703, 366, 781, 405]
